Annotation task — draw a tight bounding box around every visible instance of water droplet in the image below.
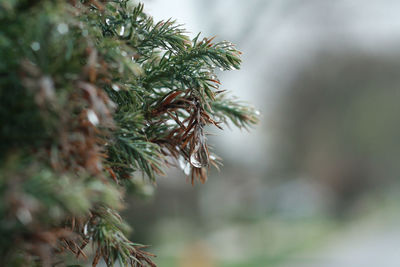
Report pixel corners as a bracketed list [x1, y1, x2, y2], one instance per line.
[119, 25, 125, 36]
[39, 76, 55, 100]
[255, 110, 260, 116]
[111, 84, 120, 91]
[190, 153, 203, 168]
[83, 222, 88, 235]
[183, 163, 191, 175]
[189, 143, 209, 168]
[31, 42, 40, 51]
[87, 109, 99, 125]
[178, 156, 191, 175]
[105, 18, 110, 25]
[16, 208, 32, 225]
[57, 23, 69, 34]
[178, 156, 185, 169]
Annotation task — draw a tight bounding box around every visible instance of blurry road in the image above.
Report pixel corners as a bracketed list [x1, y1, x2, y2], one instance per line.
[279, 215, 400, 267]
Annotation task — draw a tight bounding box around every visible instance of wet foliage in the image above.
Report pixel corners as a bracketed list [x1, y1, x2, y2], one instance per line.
[0, 0, 258, 266]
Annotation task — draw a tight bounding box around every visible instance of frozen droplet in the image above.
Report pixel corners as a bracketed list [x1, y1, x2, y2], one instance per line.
[16, 208, 32, 225]
[119, 25, 125, 36]
[105, 18, 110, 25]
[31, 42, 40, 51]
[111, 84, 120, 91]
[57, 23, 69, 34]
[87, 109, 99, 126]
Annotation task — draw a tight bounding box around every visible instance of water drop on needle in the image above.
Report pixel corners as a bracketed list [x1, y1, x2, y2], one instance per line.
[57, 23, 69, 34]
[31, 42, 40, 51]
[190, 154, 203, 168]
[119, 26, 125, 36]
[189, 143, 209, 168]
[112, 84, 120, 91]
[87, 109, 99, 125]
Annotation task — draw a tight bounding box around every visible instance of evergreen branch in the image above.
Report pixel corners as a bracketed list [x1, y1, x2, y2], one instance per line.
[0, 0, 258, 265]
[211, 93, 259, 129]
[87, 208, 156, 267]
[107, 134, 164, 181]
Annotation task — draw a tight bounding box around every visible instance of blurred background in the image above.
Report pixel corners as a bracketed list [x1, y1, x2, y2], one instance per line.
[126, 1, 400, 266]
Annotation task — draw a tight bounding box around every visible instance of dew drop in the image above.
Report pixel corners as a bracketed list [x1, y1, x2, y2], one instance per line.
[190, 154, 203, 168]
[119, 25, 125, 36]
[87, 109, 99, 125]
[57, 23, 69, 34]
[31, 42, 40, 51]
[111, 84, 120, 91]
[189, 143, 209, 168]
[178, 155, 186, 170]
[39, 76, 55, 100]
[178, 156, 191, 175]
[83, 222, 88, 236]
[183, 163, 191, 175]
[16, 208, 32, 225]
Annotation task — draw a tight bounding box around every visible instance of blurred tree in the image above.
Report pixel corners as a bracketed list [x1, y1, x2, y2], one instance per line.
[0, 0, 257, 266]
[271, 49, 400, 214]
